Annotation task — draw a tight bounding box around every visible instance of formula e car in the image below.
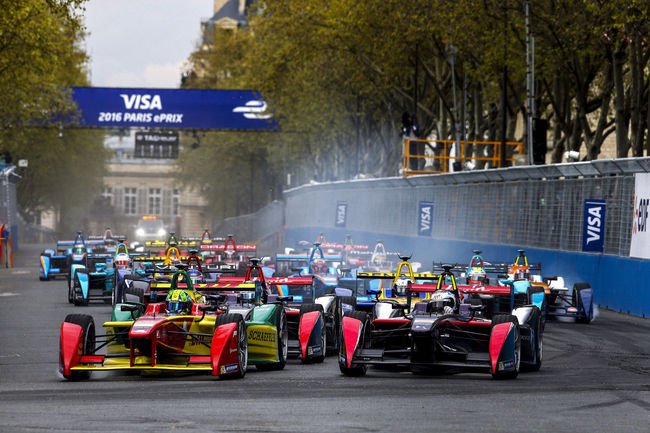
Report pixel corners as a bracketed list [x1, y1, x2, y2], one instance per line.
[59, 270, 248, 380]
[214, 259, 328, 364]
[199, 234, 257, 275]
[494, 250, 593, 324]
[276, 242, 345, 289]
[40, 232, 104, 281]
[69, 255, 115, 306]
[339, 255, 437, 313]
[338, 265, 543, 378]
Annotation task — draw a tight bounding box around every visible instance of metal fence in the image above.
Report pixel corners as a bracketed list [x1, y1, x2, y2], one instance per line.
[235, 158, 650, 258]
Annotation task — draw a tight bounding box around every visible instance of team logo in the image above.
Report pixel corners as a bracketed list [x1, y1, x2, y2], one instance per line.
[232, 100, 272, 119]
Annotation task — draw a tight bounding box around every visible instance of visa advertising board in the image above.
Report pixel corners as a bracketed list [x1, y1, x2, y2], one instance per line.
[70, 87, 277, 130]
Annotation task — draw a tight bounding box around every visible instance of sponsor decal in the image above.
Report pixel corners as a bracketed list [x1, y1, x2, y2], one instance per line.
[582, 199, 606, 252]
[190, 335, 210, 346]
[502, 359, 514, 369]
[335, 201, 348, 228]
[630, 173, 650, 259]
[70, 87, 277, 130]
[220, 363, 239, 374]
[418, 201, 434, 236]
[248, 329, 276, 343]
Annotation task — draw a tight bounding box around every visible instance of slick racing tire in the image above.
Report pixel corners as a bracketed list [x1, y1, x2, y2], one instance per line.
[521, 307, 543, 372]
[67, 276, 74, 304]
[257, 309, 288, 371]
[490, 314, 520, 380]
[339, 311, 368, 377]
[338, 296, 357, 314]
[216, 313, 247, 379]
[60, 314, 95, 380]
[299, 303, 326, 364]
[573, 283, 593, 324]
[112, 280, 125, 306]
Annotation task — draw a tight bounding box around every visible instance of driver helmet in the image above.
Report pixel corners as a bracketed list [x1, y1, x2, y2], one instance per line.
[429, 291, 457, 315]
[311, 259, 327, 275]
[165, 289, 193, 314]
[393, 278, 411, 297]
[467, 268, 486, 284]
[73, 246, 85, 255]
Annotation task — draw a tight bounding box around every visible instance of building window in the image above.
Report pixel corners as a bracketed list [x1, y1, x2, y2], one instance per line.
[148, 188, 162, 215]
[101, 186, 113, 206]
[124, 188, 137, 215]
[172, 189, 180, 216]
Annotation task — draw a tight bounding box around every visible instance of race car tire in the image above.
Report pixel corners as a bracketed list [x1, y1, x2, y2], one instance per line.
[257, 309, 288, 371]
[73, 272, 88, 307]
[299, 304, 325, 364]
[491, 314, 520, 380]
[573, 283, 593, 324]
[112, 280, 125, 306]
[521, 308, 543, 372]
[338, 296, 357, 313]
[67, 275, 74, 304]
[216, 313, 247, 379]
[339, 311, 368, 377]
[60, 314, 95, 380]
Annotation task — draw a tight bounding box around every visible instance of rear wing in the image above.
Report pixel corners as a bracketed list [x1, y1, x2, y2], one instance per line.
[457, 285, 513, 296]
[356, 271, 437, 280]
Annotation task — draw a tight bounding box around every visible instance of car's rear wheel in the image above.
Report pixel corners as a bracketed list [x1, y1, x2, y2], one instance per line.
[573, 283, 593, 324]
[60, 314, 95, 380]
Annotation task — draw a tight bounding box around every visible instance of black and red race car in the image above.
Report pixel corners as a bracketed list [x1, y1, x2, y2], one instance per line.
[338, 266, 543, 379]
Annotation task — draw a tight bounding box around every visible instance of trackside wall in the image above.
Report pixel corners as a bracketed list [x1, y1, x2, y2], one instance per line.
[224, 158, 650, 318]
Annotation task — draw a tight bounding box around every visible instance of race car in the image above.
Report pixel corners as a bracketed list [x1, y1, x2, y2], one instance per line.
[342, 255, 437, 314]
[495, 250, 593, 324]
[68, 253, 115, 305]
[338, 265, 543, 379]
[199, 234, 256, 274]
[214, 259, 327, 365]
[39, 232, 104, 281]
[276, 242, 345, 289]
[59, 270, 248, 380]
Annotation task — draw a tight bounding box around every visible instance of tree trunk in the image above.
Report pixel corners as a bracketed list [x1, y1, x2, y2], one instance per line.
[612, 46, 629, 157]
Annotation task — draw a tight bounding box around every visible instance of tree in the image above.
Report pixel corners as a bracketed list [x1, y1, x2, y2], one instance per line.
[0, 0, 108, 233]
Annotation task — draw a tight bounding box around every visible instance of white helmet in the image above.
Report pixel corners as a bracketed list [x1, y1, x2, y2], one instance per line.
[393, 278, 411, 296]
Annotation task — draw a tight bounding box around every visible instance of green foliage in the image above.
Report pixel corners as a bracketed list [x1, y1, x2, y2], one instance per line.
[0, 0, 107, 230]
[181, 0, 649, 215]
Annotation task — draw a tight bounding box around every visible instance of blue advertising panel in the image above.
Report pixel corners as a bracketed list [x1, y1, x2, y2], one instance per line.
[583, 199, 606, 252]
[418, 201, 434, 236]
[69, 87, 277, 130]
[335, 201, 348, 228]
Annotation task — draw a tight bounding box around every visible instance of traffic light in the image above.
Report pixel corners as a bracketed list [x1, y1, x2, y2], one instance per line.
[532, 118, 548, 165]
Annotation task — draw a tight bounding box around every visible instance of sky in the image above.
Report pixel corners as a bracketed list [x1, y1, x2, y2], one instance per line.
[82, 0, 213, 88]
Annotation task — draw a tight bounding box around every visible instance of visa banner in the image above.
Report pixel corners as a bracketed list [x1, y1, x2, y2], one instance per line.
[335, 201, 348, 228]
[630, 173, 650, 259]
[69, 87, 277, 130]
[582, 199, 606, 252]
[418, 201, 434, 236]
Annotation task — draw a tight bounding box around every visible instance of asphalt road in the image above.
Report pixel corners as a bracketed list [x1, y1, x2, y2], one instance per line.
[0, 244, 648, 433]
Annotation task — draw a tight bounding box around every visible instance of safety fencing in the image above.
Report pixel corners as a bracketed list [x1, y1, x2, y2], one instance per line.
[222, 158, 650, 317]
